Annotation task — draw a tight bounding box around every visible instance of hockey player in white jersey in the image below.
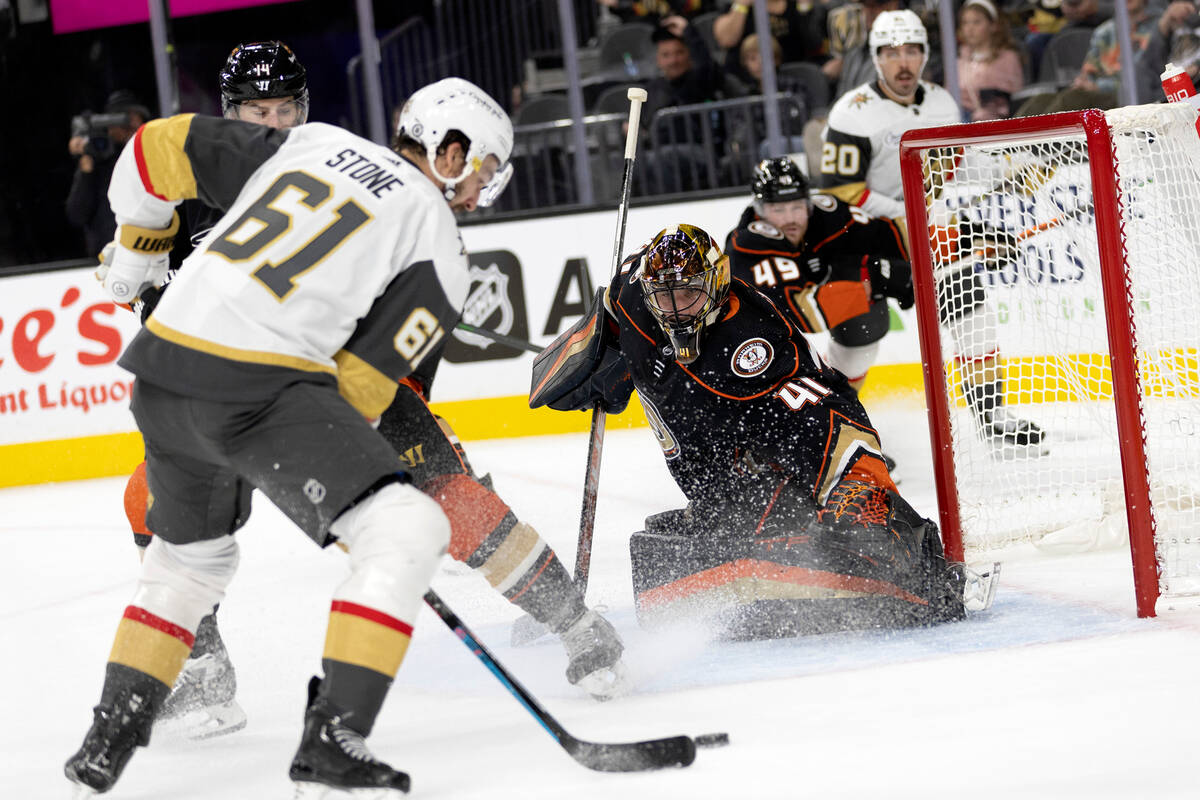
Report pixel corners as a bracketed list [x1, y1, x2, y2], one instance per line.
[63, 79, 526, 798]
[819, 10, 1044, 451]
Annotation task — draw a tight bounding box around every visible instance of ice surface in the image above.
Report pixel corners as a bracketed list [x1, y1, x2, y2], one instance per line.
[5, 407, 1200, 798]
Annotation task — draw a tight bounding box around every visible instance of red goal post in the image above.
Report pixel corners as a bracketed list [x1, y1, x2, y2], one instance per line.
[898, 107, 1200, 618]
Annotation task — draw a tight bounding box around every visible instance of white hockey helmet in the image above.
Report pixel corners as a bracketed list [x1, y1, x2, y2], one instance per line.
[869, 10, 929, 83]
[397, 77, 514, 207]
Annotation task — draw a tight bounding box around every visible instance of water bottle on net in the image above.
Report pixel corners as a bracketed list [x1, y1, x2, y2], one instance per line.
[1160, 62, 1200, 138]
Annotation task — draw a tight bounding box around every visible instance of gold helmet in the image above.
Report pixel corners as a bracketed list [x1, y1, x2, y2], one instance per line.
[637, 224, 730, 364]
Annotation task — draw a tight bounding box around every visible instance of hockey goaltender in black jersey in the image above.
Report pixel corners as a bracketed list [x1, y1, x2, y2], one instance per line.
[531, 224, 965, 639]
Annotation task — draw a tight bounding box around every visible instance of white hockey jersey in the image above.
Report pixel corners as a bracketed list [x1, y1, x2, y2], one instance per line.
[818, 81, 960, 220]
[111, 114, 469, 418]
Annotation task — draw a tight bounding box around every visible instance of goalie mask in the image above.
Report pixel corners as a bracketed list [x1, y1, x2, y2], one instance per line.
[637, 224, 730, 365]
[396, 78, 514, 207]
[219, 41, 309, 125]
[869, 10, 928, 87]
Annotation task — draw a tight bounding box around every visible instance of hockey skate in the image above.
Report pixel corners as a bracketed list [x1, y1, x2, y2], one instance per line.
[153, 647, 246, 740]
[976, 406, 1046, 453]
[64, 698, 154, 796]
[289, 699, 410, 799]
[560, 608, 630, 700]
[963, 562, 1001, 612]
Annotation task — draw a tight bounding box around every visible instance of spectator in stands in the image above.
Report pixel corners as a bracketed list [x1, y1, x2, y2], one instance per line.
[1015, 0, 1194, 115]
[641, 15, 730, 191]
[1024, 0, 1109, 78]
[724, 33, 807, 163]
[1136, 0, 1200, 101]
[65, 91, 151, 258]
[1168, 31, 1200, 83]
[825, 0, 901, 101]
[733, 31, 783, 93]
[713, 0, 830, 87]
[958, 0, 1026, 120]
[597, 0, 716, 24]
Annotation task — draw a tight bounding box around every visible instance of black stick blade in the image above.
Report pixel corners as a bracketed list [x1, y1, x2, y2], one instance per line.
[565, 734, 697, 772]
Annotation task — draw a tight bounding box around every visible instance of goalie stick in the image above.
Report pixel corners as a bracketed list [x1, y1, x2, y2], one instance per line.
[574, 87, 648, 590]
[511, 89, 649, 649]
[424, 589, 728, 772]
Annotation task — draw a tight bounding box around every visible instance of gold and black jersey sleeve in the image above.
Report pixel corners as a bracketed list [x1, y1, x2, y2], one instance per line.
[817, 125, 872, 206]
[130, 114, 290, 212]
[335, 260, 461, 420]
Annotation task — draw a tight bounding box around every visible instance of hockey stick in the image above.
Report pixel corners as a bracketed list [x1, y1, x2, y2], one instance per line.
[454, 321, 542, 354]
[573, 87, 647, 589]
[933, 200, 1095, 281]
[511, 89, 648, 648]
[424, 589, 727, 771]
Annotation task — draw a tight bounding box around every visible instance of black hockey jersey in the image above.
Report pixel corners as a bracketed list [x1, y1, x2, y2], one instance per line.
[603, 254, 895, 532]
[724, 196, 907, 334]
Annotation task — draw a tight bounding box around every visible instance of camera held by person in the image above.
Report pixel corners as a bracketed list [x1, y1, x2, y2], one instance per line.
[65, 91, 152, 257]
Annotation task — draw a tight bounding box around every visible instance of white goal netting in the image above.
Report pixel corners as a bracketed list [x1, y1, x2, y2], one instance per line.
[911, 104, 1200, 598]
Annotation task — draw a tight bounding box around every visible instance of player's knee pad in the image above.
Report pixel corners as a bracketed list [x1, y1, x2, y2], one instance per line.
[937, 268, 988, 325]
[329, 481, 450, 622]
[134, 534, 239, 632]
[420, 472, 512, 562]
[829, 301, 889, 348]
[826, 341, 880, 385]
[944, 300, 998, 362]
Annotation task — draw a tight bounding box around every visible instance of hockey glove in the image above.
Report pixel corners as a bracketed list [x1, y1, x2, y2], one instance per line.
[955, 219, 1019, 271]
[530, 289, 634, 413]
[866, 257, 914, 310]
[96, 213, 179, 306]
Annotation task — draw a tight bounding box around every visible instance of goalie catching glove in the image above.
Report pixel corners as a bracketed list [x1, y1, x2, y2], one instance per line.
[96, 212, 180, 306]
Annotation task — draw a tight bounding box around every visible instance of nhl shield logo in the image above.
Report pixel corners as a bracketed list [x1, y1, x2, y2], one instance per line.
[456, 263, 515, 349]
[731, 338, 773, 377]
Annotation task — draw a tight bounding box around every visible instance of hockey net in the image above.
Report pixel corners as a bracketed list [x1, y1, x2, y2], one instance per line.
[898, 105, 1200, 616]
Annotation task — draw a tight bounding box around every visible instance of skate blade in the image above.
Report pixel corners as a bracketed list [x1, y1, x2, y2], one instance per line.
[576, 660, 633, 701]
[154, 700, 247, 741]
[70, 784, 98, 800]
[293, 782, 408, 799]
[964, 562, 1001, 612]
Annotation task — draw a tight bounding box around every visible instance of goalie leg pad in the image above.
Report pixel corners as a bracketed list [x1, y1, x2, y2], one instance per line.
[631, 484, 964, 637]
